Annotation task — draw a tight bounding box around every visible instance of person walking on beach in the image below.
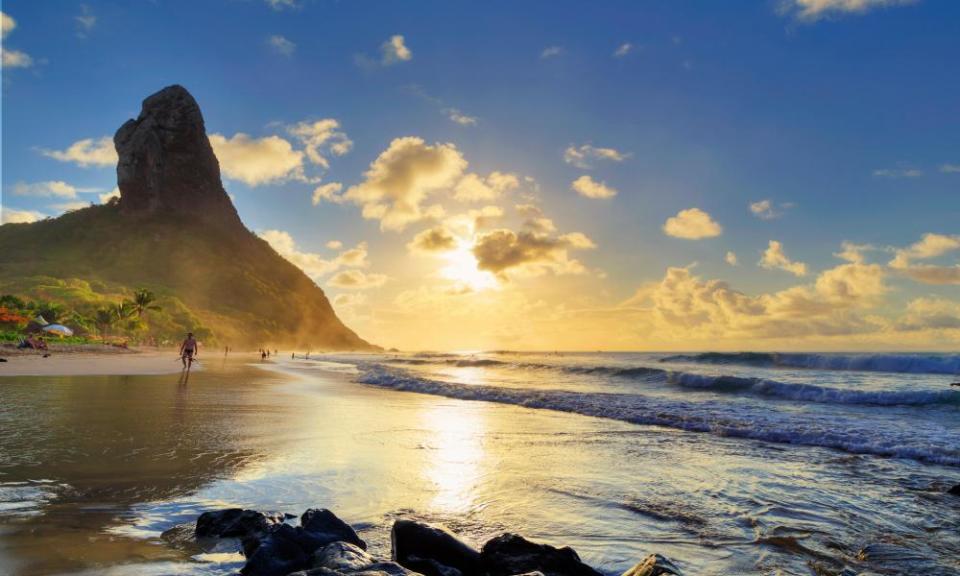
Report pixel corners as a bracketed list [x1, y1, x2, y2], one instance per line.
[179, 332, 198, 369]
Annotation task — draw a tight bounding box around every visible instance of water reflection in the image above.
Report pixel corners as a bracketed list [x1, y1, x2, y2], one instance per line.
[420, 402, 487, 513]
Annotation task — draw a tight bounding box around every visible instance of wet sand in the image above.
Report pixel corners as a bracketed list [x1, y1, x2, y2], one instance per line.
[0, 350, 193, 377]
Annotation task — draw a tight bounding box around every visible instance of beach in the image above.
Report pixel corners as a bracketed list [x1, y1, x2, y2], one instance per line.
[0, 352, 958, 576]
[0, 348, 189, 377]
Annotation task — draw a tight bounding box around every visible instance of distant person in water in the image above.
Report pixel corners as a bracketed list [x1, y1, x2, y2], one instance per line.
[261, 349, 267, 361]
[179, 333, 198, 368]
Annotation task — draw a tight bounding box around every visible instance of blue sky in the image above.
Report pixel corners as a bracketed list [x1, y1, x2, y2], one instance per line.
[2, 0, 959, 350]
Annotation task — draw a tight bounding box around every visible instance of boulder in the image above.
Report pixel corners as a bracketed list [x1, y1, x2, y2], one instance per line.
[314, 541, 376, 572]
[290, 564, 417, 576]
[949, 484, 960, 496]
[480, 534, 602, 576]
[621, 554, 683, 576]
[392, 520, 480, 576]
[195, 508, 288, 540]
[240, 526, 310, 576]
[301, 508, 367, 550]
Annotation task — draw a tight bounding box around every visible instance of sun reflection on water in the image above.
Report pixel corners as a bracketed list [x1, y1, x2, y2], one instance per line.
[419, 402, 487, 514]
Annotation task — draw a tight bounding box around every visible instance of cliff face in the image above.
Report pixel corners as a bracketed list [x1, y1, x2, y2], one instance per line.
[115, 85, 240, 224]
[0, 85, 376, 350]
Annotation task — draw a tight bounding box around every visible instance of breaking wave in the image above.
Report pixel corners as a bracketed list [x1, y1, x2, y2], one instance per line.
[659, 352, 960, 375]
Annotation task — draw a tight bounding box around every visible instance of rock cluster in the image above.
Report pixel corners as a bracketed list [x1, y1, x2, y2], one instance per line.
[194, 508, 683, 576]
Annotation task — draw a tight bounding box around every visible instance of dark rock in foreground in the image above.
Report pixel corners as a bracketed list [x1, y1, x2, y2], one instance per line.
[193, 508, 683, 576]
[949, 483, 960, 496]
[392, 519, 480, 576]
[480, 533, 602, 576]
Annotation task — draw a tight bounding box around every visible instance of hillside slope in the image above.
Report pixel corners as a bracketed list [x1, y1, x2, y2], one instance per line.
[0, 85, 375, 350]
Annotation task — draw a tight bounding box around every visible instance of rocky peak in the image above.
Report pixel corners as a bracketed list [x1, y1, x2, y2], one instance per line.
[114, 85, 240, 225]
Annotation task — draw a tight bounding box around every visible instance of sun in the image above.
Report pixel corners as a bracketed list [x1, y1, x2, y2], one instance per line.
[440, 241, 498, 292]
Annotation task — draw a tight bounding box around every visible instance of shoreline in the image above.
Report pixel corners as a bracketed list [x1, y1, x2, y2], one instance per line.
[0, 348, 193, 377]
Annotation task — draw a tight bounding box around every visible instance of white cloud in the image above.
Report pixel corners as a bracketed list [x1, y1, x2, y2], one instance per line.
[381, 35, 412, 65]
[1, 207, 45, 224]
[613, 43, 633, 57]
[540, 46, 563, 59]
[75, 4, 96, 38]
[99, 187, 120, 203]
[329, 269, 387, 289]
[266, 0, 298, 10]
[888, 233, 960, 285]
[11, 181, 78, 199]
[563, 144, 629, 169]
[663, 208, 722, 239]
[209, 133, 305, 186]
[454, 171, 520, 202]
[725, 251, 739, 266]
[341, 136, 467, 231]
[267, 35, 295, 57]
[834, 241, 872, 264]
[759, 240, 808, 276]
[407, 226, 459, 254]
[287, 119, 352, 168]
[873, 166, 922, 178]
[41, 137, 117, 167]
[749, 199, 792, 220]
[445, 108, 478, 126]
[941, 164, 960, 174]
[312, 182, 345, 205]
[571, 175, 618, 199]
[1, 11, 15, 39]
[259, 230, 370, 283]
[782, 0, 917, 21]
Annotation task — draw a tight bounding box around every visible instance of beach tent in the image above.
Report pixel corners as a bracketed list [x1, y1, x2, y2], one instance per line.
[42, 324, 74, 337]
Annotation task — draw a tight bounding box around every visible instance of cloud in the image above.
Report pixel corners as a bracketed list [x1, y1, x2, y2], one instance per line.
[287, 119, 352, 168]
[312, 182, 345, 205]
[941, 164, 960, 174]
[473, 229, 595, 277]
[1, 11, 15, 39]
[873, 166, 922, 178]
[896, 297, 960, 331]
[209, 133, 305, 186]
[265, 0, 298, 9]
[259, 230, 370, 283]
[624, 264, 888, 340]
[888, 233, 960, 285]
[516, 203, 557, 234]
[1, 49, 33, 68]
[759, 240, 808, 276]
[341, 136, 467, 231]
[613, 43, 633, 57]
[40, 137, 118, 167]
[563, 144, 629, 169]
[407, 226, 459, 254]
[749, 199, 792, 220]
[1, 11, 32, 69]
[663, 208, 722, 239]
[540, 46, 563, 59]
[11, 181, 78, 199]
[834, 241, 872, 264]
[381, 34, 412, 65]
[267, 35, 295, 56]
[1, 207, 45, 224]
[99, 187, 120, 203]
[75, 4, 96, 38]
[454, 171, 520, 202]
[445, 108, 478, 126]
[571, 175, 618, 199]
[326, 240, 343, 250]
[328, 269, 387, 289]
[725, 251, 739, 266]
[781, 0, 916, 21]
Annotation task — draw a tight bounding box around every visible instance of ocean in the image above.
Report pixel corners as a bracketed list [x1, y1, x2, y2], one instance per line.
[0, 352, 958, 575]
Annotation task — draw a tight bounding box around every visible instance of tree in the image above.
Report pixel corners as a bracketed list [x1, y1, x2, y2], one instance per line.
[126, 288, 161, 318]
[94, 308, 116, 339]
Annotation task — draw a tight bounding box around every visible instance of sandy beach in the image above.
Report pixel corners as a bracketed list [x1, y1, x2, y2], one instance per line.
[0, 348, 194, 377]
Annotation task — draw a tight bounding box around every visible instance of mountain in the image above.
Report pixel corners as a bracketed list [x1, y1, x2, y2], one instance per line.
[0, 85, 376, 350]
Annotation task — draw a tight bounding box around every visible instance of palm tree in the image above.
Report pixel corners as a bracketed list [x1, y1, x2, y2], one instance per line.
[126, 288, 161, 318]
[94, 307, 116, 339]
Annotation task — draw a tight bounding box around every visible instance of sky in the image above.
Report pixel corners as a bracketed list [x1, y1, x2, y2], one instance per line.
[2, 0, 959, 351]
